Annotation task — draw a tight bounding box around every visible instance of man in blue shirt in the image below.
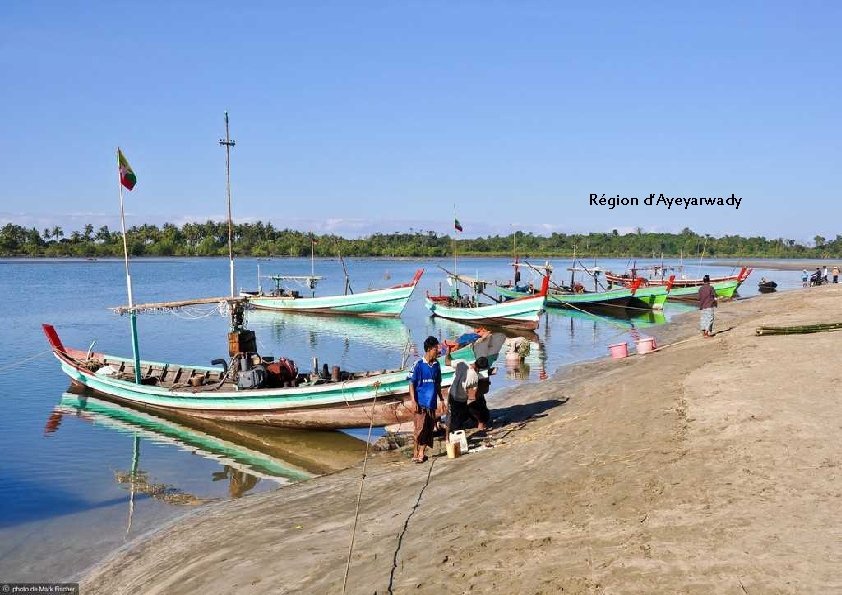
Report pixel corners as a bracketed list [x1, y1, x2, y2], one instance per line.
[409, 336, 445, 463]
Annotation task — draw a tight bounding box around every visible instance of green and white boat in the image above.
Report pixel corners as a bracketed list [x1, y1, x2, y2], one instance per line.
[665, 279, 741, 302]
[44, 323, 502, 430]
[245, 269, 424, 317]
[498, 280, 669, 311]
[425, 276, 548, 330]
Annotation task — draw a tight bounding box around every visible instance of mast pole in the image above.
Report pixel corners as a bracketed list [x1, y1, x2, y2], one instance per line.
[117, 147, 142, 384]
[219, 111, 236, 297]
[310, 235, 316, 297]
[453, 204, 458, 281]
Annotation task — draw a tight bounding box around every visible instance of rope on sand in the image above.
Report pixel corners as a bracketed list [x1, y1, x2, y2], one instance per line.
[342, 384, 380, 594]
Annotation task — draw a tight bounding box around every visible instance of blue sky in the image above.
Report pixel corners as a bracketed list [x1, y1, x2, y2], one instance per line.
[1, 1, 839, 243]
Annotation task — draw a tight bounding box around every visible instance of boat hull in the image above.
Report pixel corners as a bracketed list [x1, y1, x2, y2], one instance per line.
[666, 280, 740, 301]
[497, 285, 664, 311]
[247, 283, 417, 317]
[607, 267, 752, 290]
[43, 323, 499, 430]
[424, 295, 545, 330]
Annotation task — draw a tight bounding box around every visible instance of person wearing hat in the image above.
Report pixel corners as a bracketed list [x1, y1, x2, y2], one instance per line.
[698, 274, 717, 338]
[445, 352, 491, 432]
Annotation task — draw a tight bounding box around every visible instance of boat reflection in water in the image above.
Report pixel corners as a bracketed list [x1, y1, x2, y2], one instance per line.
[547, 306, 668, 337]
[245, 309, 414, 369]
[51, 392, 368, 502]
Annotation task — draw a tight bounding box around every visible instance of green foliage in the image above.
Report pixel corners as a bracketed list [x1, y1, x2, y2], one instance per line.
[0, 221, 829, 258]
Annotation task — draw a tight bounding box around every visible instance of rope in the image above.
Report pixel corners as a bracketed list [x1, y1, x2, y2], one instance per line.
[386, 456, 437, 594]
[342, 383, 380, 594]
[0, 350, 51, 373]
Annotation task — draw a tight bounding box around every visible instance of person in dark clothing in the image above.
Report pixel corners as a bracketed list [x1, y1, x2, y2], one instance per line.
[698, 274, 717, 338]
[444, 352, 492, 431]
[467, 358, 492, 430]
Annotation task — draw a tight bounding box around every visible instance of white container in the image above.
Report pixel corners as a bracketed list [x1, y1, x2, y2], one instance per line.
[449, 430, 468, 454]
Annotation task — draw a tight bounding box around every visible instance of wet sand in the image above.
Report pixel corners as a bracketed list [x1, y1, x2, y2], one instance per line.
[81, 286, 842, 594]
[713, 258, 842, 271]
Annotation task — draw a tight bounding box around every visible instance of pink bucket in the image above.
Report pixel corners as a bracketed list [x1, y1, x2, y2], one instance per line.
[636, 337, 657, 354]
[608, 342, 628, 359]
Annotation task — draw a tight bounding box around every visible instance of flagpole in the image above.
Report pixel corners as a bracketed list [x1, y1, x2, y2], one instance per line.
[220, 111, 236, 298]
[453, 204, 457, 277]
[117, 148, 142, 384]
[310, 235, 316, 297]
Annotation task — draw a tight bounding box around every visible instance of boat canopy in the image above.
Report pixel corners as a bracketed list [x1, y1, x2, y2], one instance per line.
[267, 275, 325, 290]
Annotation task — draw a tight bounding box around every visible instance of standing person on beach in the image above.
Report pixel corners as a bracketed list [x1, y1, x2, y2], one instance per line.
[802, 269, 809, 287]
[408, 336, 445, 463]
[823, 266, 829, 284]
[698, 274, 717, 338]
[444, 352, 492, 432]
[833, 266, 840, 284]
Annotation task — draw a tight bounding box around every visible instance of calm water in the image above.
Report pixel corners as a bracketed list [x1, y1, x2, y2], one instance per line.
[0, 256, 806, 580]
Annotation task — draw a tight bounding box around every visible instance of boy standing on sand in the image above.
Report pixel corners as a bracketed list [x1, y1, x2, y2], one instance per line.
[409, 336, 445, 463]
[698, 275, 717, 338]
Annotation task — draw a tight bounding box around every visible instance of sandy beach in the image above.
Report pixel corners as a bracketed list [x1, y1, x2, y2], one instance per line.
[713, 259, 842, 272]
[81, 286, 842, 594]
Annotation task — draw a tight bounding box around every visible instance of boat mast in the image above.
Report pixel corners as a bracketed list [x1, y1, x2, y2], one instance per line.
[310, 235, 317, 297]
[117, 147, 142, 384]
[219, 111, 236, 297]
[453, 204, 458, 278]
[513, 227, 520, 285]
[569, 245, 576, 289]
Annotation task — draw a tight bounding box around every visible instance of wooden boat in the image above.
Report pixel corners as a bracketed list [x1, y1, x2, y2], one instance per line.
[425, 275, 548, 330]
[758, 278, 778, 293]
[498, 278, 669, 311]
[664, 279, 741, 302]
[606, 266, 752, 289]
[43, 323, 502, 430]
[245, 269, 424, 317]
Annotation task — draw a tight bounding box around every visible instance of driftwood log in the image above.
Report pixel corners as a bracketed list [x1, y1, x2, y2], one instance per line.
[756, 322, 842, 336]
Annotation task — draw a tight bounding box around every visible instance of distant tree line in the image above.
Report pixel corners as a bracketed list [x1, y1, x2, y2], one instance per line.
[0, 221, 839, 259]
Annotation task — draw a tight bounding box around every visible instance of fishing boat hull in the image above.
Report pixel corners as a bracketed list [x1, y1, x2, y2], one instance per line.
[629, 286, 670, 309]
[424, 294, 545, 330]
[666, 280, 741, 301]
[246, 270, 423, 317]
[43, 323, 498, 430]
[46, 336, 438, 431]
[607, 267, 752, 289]
[497, 285, 666, 311]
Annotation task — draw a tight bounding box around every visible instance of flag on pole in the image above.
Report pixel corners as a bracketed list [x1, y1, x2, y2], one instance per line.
[118, 149, 137, 191]
[454, 219, 463, 232]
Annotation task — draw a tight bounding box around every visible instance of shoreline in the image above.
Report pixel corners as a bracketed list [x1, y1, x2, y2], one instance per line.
[80, 286, 842, 593]
[711, 258, 842, 271]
